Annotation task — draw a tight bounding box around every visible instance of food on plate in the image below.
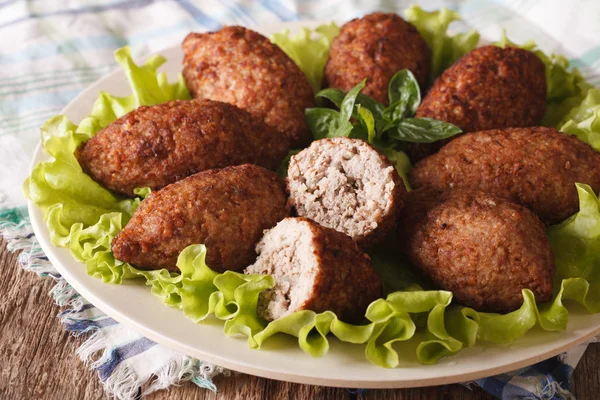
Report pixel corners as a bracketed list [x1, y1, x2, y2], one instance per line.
[112, 164, 289, 273]
[75, 99, 289, 196]
[182, 26, 315, 147]
[244, 217, 382, 322]
[397, 187, 555, 313]
[324, 12, 430, 104]
[25, 6, 600, 369]
[287, 137, 405, 247]
[409, 127, 600, 224]
[407, 45, 546, 160]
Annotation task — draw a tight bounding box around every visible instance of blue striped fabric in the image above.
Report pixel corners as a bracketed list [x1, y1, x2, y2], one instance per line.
[1, 1, 598, 399]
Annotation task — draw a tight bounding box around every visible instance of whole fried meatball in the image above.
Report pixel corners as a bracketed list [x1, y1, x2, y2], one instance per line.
[287, 137, 406, 247]
[182, 26, 315, 147]
[76, 99, 289, 196]
[112, 164, 290, 273]
[244, 217, 382, 323]
[408, 45, 546, 161]
[409, 127, 600, 224]
[397, 188, 555, 313]
[324, 12, 430, 104]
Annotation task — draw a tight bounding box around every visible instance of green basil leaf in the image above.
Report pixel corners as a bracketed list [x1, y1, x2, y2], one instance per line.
[379, 148, 412, 191]
[383, 99, 408, 124]
[349, 124, 368, 141]
[316, 88, 345, 108]
[340, 78, 367, 121]
[305, 108, 341, 140]
[331, 119, 354, 138]
[317, 86, 384, 121]
[386, 70, 421, 119]
[357, 105, 376, 143]
[355, 94, 385, 120]
[388, 118, 462, 143]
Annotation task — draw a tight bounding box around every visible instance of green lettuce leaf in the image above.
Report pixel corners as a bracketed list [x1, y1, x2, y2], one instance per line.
[77, 47, 190, 136]
[145, 245, 461, 368]
[24, 46, 190, 281]
[405, 5, 480, 82]
[271, 22, 340, 93]
[546, 184, 600, 313]
[559, 88, 600, 150]
[126, 185, 600, 367]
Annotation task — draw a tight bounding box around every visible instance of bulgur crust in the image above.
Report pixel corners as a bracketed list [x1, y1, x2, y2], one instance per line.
[182, 26, 315, 147]
[324, 12, 431, 104]
[408, 45, 546, 161]
[409, 127, 600, 224]
[112, 164, 290, 273]
[76, 99, 289, 196]
[397, 188, 555, 313]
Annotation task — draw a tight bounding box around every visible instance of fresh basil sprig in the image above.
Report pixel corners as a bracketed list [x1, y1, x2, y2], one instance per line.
[316, 87, 384, 120]
[306, 79, 367, 139]
[385, 69, 421, 123]
[304, 69, 462, 148]
[389, 118, 462, 143]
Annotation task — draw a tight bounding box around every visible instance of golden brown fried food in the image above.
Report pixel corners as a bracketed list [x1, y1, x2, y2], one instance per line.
[409, 127, 600, 224]
[245, 217, 382, 323]
[408, 45, 546, 161]
[76, 99, 289, 196]
[324, 12, 430, 104]
[182, 26, 315, 147]
[112, 164, 290, 273]
[397, 188, 555, 313]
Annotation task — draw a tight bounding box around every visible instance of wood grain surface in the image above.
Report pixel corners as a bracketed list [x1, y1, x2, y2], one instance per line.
[0, 236, 598, 399]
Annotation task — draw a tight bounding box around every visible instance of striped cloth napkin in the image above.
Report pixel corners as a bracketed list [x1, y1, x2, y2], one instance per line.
[1, 1, 599, 399]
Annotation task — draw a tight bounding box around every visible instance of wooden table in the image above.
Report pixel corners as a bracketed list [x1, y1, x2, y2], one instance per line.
[1, 237, 598, 399]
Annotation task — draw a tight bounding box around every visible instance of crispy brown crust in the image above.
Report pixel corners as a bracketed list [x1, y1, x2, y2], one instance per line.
[182, 26, 315, 147]
[409, 127, 600, 224]
[324, 12, 430, 104]
[76, 99, 289, 196]
[111, 164, 290, 273]
[397, 188, 555, 313]
[295, 217, 382, 322]
[408, 45, 546, 161]
[286, 138, 406, 248]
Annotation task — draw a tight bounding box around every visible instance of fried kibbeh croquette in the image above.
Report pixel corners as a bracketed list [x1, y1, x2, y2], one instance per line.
[287, 138, 406, 248]
[182, 26, 315, 147]
[407, 45, 546, 161]
[324, 12, 430, 104]
[244, 217, 382, 322]
[76, 99, 289, 196]
[112, 164, 290, 273]
[397, 188, 555, 313]
[409, 127, 600, 224]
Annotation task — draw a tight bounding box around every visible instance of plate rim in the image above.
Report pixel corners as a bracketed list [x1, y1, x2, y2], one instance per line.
[26, 20, 600, 389]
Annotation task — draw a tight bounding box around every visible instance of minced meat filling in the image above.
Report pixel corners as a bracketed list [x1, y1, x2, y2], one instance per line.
[245, 219, 317, 321]
[289, 140, 396, 239]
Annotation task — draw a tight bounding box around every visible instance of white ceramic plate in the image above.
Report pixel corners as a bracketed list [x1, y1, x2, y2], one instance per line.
[28, 20, 600, 389]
